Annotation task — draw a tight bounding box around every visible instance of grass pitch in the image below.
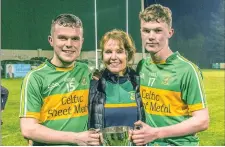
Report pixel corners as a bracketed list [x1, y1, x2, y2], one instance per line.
[1, 69, 224, 145]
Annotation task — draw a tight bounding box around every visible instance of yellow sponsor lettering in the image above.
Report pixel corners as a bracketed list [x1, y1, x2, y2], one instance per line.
[142, 89, 160, 101]
[48, 107, 72, 117]
[140, 86, 189, 116]
[74, 104, 88, 113]
[149, 102, 171, 113]
[40, 89, 89, 122]
[62, 95, 83, 105]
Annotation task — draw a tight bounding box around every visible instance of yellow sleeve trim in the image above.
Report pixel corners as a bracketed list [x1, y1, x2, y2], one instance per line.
[188, 103, 206, 112]
[25, 112, 41, 119]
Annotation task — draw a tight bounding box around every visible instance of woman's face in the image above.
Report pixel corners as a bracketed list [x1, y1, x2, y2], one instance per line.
[103, 39, 127, 76]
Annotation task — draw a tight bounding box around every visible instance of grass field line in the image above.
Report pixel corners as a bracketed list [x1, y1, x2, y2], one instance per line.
[2, 131, 20, 138]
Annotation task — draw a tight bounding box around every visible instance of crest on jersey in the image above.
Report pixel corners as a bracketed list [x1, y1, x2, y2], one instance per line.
[129, 91, 135, 100]
[140, 72, 145, 79]
[162, 76, 171, 85]
[81, 77, 87, 85]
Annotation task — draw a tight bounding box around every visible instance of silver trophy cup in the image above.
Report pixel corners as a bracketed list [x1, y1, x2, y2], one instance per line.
[101, 126, 132, 146]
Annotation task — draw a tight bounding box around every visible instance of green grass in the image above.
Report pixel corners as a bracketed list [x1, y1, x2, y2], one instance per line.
[1, 69, 224, 146]
[1, 78, 27, 146]
[198, 69, 225, 146]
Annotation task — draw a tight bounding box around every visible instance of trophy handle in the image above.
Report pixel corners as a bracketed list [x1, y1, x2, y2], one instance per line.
[132, 124, 146, 146]
[134, 124, 142, 130]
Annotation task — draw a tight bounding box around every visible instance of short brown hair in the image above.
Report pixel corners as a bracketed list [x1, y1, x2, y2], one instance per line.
[139, 4, 172, 28]
[100, 29, 136, 66]
[50, 14, 83, 35]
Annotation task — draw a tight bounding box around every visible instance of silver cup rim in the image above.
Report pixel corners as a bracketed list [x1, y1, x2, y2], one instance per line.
[101, 126, 132, 133]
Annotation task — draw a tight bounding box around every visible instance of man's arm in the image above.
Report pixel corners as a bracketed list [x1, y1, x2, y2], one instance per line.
[20, 117, 100, 145]
[157, 108, 209, 138]
[132, 108, 209, 145]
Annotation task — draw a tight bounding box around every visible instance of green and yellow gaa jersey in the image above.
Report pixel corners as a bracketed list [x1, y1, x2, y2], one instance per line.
[104, 80, 138, 128]
[19, 60, 90, 145]
[137, 52, 207, 146]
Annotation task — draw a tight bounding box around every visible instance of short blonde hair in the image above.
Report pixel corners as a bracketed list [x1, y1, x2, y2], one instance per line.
[139, 4, 172, 28]
[50, 14, 83, 35]
[100, 29, 136, 66]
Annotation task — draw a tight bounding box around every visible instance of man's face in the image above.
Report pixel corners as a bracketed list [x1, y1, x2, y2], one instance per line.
[48, 24, 83, 66]
[103, 39, 127, 76]
[140, 20, 174, 54]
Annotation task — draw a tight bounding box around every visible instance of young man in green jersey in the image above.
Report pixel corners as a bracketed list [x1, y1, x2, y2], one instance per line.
[19, 14, 99, 146]
[131, 4, 209, 146]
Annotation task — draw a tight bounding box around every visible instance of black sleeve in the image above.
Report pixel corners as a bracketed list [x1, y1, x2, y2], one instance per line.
[1, 86, 9, 110]
[88, 79, 99, 129]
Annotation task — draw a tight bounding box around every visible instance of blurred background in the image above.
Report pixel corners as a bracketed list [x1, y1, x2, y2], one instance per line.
[1, 0, 224, 78]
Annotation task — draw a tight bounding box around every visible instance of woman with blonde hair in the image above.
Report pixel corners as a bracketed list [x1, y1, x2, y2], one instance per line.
[88, 29, 145, 130]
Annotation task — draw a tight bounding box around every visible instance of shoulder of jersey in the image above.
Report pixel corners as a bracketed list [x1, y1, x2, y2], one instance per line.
[76, 61, 89, 69]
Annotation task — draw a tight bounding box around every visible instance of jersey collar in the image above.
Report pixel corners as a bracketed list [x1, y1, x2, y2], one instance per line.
[148, 51, 180, 65]
[45, 59, 75, 71]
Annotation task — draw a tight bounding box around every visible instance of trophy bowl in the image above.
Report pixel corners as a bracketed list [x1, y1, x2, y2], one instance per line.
[101, 126, 132, 146]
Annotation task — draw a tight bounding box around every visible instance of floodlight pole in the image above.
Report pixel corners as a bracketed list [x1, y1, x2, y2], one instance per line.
[94, 0, 98, 69]
[126, 0, 128, 34]
[141, 0, 145, 59]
